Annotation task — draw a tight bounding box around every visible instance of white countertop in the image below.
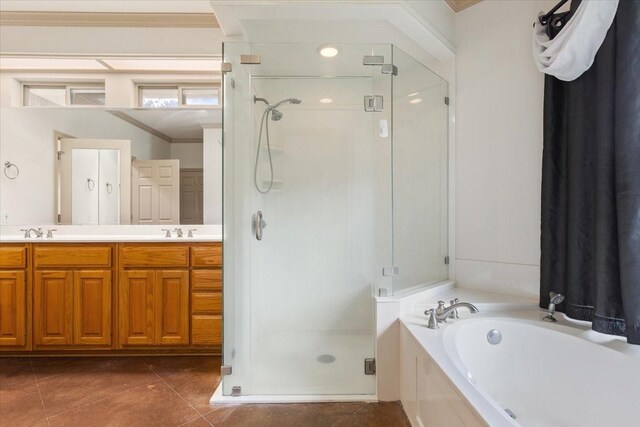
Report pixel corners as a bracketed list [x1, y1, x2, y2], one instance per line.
[0, 224, 222, 243]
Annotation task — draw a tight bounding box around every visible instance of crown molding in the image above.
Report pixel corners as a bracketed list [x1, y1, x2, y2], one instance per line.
[444, 0, 483, 13]
[0, 11, 219, 28]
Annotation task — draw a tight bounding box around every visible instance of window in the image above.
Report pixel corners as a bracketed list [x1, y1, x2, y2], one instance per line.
[70, 88, 106, 106]
[138, 85, 219, 108]
[23, 85, 66, 107]
[139, 86, 179, 108]
[23, 83, 105, 107]
[182, 88, 219, 106]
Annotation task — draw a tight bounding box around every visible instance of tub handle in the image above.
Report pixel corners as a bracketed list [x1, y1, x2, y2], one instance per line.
[425, 308, 439, 329]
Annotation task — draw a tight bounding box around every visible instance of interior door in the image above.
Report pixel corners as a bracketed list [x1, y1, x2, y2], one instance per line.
[180, 169, 204, 224]
[131, 160, 180, 224]
[58, 138, 131, 225]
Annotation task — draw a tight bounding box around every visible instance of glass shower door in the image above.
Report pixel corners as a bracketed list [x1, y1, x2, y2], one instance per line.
[223, 42, 392, 396]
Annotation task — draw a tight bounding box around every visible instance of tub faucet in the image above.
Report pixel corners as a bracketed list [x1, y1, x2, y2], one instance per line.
[543, 291, 565, 323]
[425, 300, 479, 329]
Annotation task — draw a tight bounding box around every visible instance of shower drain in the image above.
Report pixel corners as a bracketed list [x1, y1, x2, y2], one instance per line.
[317, 354, 336, 364]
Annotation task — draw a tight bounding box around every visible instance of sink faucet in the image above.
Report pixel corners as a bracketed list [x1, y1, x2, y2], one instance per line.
[425, 300, 479, 329]
[543, 291, 565, 323]
[20, 228, 44, 238]
[173, 228, 184, 238]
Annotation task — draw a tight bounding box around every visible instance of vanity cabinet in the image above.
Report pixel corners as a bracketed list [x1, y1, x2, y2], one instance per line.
[32, 245, 114, 349]
[0, 245, 29, 350]
[119, 269, 189, 346]
[191, 245, 223, 346]
[1, 241, 221, 354]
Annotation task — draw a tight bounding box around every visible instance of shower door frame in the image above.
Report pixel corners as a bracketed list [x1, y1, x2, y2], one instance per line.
[219, 42, 394, 400]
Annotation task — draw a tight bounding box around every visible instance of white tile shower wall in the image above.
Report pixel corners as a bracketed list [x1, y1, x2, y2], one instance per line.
[454, 0, 555, 298]
[0, 107, 169, 225]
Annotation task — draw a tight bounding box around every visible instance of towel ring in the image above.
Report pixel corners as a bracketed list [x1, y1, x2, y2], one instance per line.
[87, 178, 95, 191]
[3, 161, 19, 179]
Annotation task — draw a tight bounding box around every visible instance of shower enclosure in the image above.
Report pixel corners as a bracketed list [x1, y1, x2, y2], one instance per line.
[221, 43, 449, 398]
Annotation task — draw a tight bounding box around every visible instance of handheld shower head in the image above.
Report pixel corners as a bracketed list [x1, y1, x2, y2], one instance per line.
[273, 98, 302, 108]
[549, 292, 565, 305]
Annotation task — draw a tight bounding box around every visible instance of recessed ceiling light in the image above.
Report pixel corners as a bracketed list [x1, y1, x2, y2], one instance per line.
[409, 98, 422, 104]
[319, 98, 333, 104]
[318, 45, 339, 58]
[407, 92, 419, 97]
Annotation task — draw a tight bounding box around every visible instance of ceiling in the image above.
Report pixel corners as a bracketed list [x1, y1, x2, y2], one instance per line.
[119, 109, 219, 141]
[0, 1, 215, 13]
[445, 0, 483, 13]
[0, 56, 221, 72]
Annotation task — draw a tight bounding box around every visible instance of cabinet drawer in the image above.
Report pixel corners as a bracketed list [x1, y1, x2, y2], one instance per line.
[192, 314, 221, 345]
[34, 246, 111, 268]
[191, 244, 222, 267]
[0, 246, 27, 268]
[192, 292, 222, 314]
[191, 269, 222, 291]
[120, 245, 189, 267]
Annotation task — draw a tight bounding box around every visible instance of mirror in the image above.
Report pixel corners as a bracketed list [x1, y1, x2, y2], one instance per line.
[0, 107, 221, 226]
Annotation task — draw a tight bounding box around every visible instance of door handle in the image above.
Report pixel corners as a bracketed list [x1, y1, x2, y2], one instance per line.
[253, 211, 267, 240]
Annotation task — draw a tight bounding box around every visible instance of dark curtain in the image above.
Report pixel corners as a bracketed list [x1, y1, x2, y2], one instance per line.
[540, 0, 640, 344]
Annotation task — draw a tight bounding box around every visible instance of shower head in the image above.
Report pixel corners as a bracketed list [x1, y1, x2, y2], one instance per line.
[272, 98, 302, 108]
[268, 98, 302, 121]
[549, 292, 565, 305]
[270, 109, 283, 121]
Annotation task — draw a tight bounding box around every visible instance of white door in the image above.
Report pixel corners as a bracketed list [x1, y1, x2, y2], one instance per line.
[132, 159, 180, 224]
[180, 169, 204, 224]
[58, 138, 131, 225]
[71, 149, 99, 225]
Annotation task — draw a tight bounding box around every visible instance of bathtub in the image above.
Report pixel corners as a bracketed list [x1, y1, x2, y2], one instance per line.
[400, 305, 640, 427]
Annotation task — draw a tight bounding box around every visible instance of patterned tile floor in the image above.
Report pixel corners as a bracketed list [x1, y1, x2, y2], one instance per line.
[0, 356, 411, 427]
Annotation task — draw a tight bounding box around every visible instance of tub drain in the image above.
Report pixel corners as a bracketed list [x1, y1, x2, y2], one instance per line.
[317, 354, 336, 363]
[504, 409, 516, 419]
[487, 329, 502, 345]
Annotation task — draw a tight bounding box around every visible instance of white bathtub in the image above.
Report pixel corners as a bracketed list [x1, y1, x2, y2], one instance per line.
[401, 305, 640, 427]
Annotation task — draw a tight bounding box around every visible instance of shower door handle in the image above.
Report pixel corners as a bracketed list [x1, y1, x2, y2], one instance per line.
[253, 211, 267, 240]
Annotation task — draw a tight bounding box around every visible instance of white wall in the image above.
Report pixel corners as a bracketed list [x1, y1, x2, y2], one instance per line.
[455, 0, 555, 298]
[170, 143, 203, 169]
[0, 26, 223, 56]
[0, 107, 169, 225]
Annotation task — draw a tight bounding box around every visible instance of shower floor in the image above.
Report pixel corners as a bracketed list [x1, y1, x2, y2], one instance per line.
[250, 330, 375, 395]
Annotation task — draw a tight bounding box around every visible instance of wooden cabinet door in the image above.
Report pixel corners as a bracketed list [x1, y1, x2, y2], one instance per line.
[155, 270, 189, 345]
[0, 270, 26, 347]
[120, 270, 155, 346]
[34, 271, 73, 346]
[73, 270, 112, 346]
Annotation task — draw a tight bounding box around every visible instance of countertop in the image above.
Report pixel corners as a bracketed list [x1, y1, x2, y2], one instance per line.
[0, 224, 222, 243]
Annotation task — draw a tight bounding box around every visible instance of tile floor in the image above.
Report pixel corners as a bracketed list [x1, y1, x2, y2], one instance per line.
[0, 356, 411, 427]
